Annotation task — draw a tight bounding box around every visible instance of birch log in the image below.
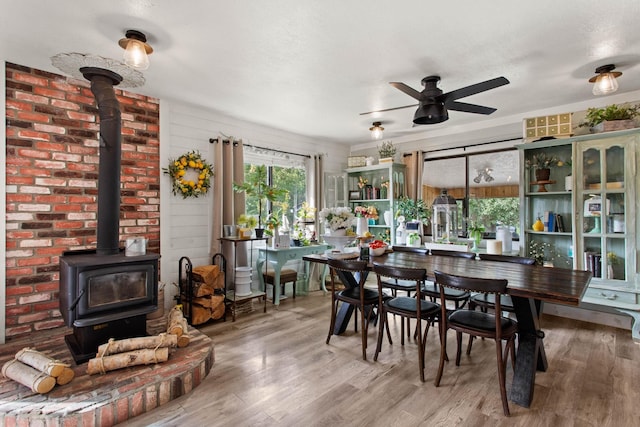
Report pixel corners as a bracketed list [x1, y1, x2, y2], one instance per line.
[167, 306, 185, 336]
[87, 347, 169, 375]
[96, 333, 177, 357]
[55, 367, 75, 386]
[177, 318, 190, 348]
[15, 347, 68, 377]
[2, 359, 56, 394]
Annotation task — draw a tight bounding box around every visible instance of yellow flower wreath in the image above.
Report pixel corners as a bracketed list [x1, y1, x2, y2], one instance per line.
[163, 150, 213, 198]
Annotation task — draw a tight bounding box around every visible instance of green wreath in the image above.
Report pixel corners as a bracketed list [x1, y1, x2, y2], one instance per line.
[163, 151, 213, 198]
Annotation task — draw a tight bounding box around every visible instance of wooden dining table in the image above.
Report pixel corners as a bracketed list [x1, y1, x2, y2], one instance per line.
[303, 250, 593, 408]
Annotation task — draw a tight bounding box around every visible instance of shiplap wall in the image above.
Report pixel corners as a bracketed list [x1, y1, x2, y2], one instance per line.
[159, 99, 348, 307]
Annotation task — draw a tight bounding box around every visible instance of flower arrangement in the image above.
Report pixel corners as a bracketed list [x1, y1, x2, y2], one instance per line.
[525, 152, 560, 170]
[237, 213, 257, 229]
[607, 252, 620, 265]
[297, 201, 316, 220]
[163, 151, 213, 198]
[528, 240, 550, 265]
[378, 140, 396, 158]
[467, 221, 485, 241]
[319, 207, 355, 231]
[357, 176, 368, 189]
[355, 205, 379, 219]
[381, 180, 390, 190]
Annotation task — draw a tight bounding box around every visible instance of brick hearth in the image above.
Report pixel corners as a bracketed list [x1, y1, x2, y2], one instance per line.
[0, 322, 214, 426]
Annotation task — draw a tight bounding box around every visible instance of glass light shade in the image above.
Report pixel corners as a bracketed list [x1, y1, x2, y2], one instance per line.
[592, 73, 619, 96]
[123, 40, 150, 70]
[370, 123, 384, 140]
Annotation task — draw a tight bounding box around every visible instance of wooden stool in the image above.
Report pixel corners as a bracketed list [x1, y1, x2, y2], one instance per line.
[263, 268, 298, 300]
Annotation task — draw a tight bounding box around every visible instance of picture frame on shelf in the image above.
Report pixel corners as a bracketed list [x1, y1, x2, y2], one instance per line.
[349, 190, 362, 200]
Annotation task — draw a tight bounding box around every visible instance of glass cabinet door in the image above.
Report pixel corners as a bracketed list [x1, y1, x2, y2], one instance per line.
[578, 142, 629, 282]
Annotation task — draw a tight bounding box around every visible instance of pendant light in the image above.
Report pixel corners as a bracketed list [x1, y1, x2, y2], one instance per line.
[119, 30, 153, 70]
[369, 122, 384, 139]
[589, 64, 621, 96]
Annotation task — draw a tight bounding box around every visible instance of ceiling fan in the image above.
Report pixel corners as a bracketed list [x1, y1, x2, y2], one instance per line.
[361, 76, 510, 125]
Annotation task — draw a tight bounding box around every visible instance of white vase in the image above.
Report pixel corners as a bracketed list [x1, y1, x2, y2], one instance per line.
[356, 217, 369, 236]
[565, 175, 572, 191]
[383, 210, 393, 226]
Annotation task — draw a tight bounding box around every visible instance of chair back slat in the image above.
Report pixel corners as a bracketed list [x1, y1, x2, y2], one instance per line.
[479, 253, 535, 265]
[434, 270, 507, 294]
[391, 246, 428, 255]
[430, 249, 476, 259]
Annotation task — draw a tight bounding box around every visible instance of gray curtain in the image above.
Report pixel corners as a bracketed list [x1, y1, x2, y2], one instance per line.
[210, 138, 246, 267]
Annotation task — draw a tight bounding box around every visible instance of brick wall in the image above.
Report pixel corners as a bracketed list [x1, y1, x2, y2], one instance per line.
[5, 62, 160, 338]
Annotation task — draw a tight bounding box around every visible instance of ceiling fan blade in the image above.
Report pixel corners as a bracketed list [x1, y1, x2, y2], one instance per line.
[389, 82, 422, 100]
[446, 101, 497, 115]
[440, 76, 509, 102]
[359, 103, 418, 115]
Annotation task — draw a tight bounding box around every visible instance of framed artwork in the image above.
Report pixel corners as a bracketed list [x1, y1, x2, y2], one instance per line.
[349, 190, 362, 200]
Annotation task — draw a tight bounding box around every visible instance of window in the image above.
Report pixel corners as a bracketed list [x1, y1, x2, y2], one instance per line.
[423, 149, 520, 240]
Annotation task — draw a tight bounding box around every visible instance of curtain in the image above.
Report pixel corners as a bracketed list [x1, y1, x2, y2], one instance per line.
[403, 151, 424, 200]
[210, 138, 246, 267]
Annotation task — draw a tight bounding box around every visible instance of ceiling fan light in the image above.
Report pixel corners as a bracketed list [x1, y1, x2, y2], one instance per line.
[589, 64, 621, 96]
[119, 30, 153, 70]
[413, 103, 448, 125]
[369, 121, 384, 139]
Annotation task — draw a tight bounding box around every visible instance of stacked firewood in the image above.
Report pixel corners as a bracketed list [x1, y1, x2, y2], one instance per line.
[185, 264, 225, 325]
[86, 306, 190, 375]
[1, 348, 74, 394]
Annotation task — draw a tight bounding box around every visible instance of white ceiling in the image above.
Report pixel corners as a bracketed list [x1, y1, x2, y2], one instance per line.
[2, 1, 640, 148]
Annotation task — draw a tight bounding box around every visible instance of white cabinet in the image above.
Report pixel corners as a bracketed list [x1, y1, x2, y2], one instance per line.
[345, 163, 406, 245]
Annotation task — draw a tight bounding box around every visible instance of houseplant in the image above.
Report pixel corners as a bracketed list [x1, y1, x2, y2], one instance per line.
[377, 140, 396, 163]
[233, 165, 288, 238]
[236, 213, 257, 239]
[525, 152, 559, 182]
[579, 103, 640, 132]
[395, 197, 430, 223]
[468, 221, 485, 251]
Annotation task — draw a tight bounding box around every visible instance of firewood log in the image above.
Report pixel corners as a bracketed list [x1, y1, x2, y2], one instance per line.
[55, 367, 75, 386]
[96, 333, 177, 357]
[87, 347, 169, 375]
[177, 318, 190, 348]
[15, 347, 69, 377]
[167, 306, 185, 336]
[2, 359, 56, 394]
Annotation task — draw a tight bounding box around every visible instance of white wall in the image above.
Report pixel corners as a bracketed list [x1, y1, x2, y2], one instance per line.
[159, 99, 349, 307]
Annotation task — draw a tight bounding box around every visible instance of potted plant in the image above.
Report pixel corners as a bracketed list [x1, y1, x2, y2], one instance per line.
[395, 197, 430, 223]
[525, 152, 559, 182]
[579, 103, 640, 132]
[233, 165, 288, 238]
[468, 221, 485, 251]
[378, 140, 396, 163]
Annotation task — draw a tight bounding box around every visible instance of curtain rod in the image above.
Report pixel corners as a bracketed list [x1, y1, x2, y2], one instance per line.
[209, 138, 311, 159]
[419, 136, 522, 157]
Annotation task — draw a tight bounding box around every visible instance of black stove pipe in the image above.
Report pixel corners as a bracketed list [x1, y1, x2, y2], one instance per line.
[80, 67, 123, 256]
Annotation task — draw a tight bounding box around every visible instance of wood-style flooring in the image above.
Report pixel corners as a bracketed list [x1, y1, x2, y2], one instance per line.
[122, 291, 640, 426]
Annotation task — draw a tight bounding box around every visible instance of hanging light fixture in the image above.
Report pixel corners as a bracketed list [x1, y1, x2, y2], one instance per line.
[119, 30, 153, 70]
[589, 64, 622, 96]
[369, 121, 384, 140]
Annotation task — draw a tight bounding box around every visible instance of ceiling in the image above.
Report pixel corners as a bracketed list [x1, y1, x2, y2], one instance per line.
[2, 1, 640, 148]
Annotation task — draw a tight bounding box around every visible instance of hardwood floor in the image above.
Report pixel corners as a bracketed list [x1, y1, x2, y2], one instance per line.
[123, 291, 640, 426]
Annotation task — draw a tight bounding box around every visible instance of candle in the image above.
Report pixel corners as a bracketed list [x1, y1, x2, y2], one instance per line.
[487, 240, 502, 255]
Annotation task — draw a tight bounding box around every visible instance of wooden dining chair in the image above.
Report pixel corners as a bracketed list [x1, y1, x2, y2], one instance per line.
[434, 270, 518, 416]
[326, 259, 381, 360]
[373, 264, 440, 382]
[421, 250, 474, 309]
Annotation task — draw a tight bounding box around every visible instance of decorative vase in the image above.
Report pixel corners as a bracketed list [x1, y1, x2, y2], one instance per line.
[356, 217, 369, 236]
[383, 210, 393, 226]
[368, 218, 375, 226]
[532, 218, 544, 231]
[535, 168, 551, 182]
[607, 265, 614, 279]
[328, 227, 347, 236]
[565, 175, 572, 191]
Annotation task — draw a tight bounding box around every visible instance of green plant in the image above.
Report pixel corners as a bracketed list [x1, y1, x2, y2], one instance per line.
[237, 213, 257, 229]
[378, 140, 396, 158]
[607, 252, 620, 265]
[579, 103, 640, 128]
[525, 152, 560, 170]
[395, 197, 430, 222]
[468, 222, 485, 240]
[233, 164, 288, 229]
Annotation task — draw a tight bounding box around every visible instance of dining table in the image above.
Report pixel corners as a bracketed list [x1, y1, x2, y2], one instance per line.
[303, 250, 593, 409]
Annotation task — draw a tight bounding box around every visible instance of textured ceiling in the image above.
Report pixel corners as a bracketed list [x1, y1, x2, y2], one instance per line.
[2, 0, 640, 148]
